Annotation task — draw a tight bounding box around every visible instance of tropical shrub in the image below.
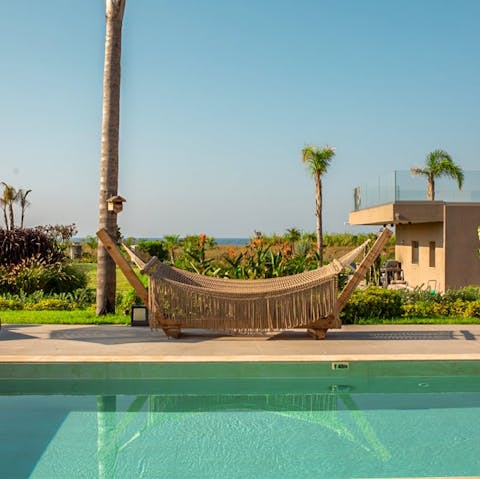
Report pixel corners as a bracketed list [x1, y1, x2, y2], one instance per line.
[0, 297, 22, 310]
[0, 288, 95, 311]
[45, 263, 87, 293]
[0, 228, 63, 266]
[136, 240, 168, 262]
[0, 255, 86, 294]
[117, 288, 143, 314]
[175, 234, 219, 275]
[442, 286, 480, 302]
[341, 287, 403, 323]
[463, 300, 480, 318]
[24, 298, 73, 311]
[0, 227, 87, 295]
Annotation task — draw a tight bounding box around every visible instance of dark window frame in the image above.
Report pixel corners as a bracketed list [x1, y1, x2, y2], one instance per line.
[411, 240, 419, 264]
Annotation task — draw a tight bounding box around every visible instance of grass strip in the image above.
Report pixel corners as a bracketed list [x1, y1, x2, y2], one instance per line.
[2, 310, 480, 325]
[348, 317, 480, 325]
[0, 310, 129, 325]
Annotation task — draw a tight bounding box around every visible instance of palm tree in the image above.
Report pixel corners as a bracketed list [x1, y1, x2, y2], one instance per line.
[301, 145, 336, 264]
[1, 182, 17, 230]
[96, 0, 127, 315]
[285, 227, 301, 254]
[163, 234, 181, 262]
[17, 189, 32, 228]
[410, 149, 464, 201]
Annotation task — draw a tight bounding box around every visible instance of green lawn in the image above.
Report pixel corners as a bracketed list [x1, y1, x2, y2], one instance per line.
[75, 262, 141, 294]
[2, 309, 479, 326]
[0, 310, 128, 325]
[347, 317, 480, 325]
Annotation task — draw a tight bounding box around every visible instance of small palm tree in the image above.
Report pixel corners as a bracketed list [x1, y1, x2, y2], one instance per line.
[17, 189, 32, 228]
[410, 149, 464, 201]
[285, 227, 301, 254]
[163, 234, 181, 262]
[1, 182, 17, 230]
[301, 145, 336, 264]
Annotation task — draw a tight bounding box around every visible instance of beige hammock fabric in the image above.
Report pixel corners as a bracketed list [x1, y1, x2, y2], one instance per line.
[132, 241, 369, 334]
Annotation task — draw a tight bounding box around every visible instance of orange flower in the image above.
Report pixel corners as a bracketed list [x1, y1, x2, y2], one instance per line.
[199, 233, 207, 243]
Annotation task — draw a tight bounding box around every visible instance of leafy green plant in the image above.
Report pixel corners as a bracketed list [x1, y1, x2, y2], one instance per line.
[0, 297, 22, 310]
[118, 288, 143, 314]
[24, 298, 73, 311]
[136, 240, 168, 261]
[464, 300, 480, 318]
[341, 287, 403, 323]
[0, 255, 86, 295]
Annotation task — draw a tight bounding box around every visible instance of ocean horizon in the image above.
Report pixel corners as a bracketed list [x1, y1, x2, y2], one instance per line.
[75, 237, 250, 246]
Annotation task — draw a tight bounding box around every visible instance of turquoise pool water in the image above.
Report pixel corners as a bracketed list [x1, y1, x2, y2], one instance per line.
[0, 361, 479, 479]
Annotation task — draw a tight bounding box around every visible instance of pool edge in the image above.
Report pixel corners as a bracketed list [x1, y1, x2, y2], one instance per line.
[2, 353, 480, 363]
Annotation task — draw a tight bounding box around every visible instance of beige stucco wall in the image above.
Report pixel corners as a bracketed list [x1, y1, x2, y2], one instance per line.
[444, 204, 480, 289]
[396, 222, 445, 292]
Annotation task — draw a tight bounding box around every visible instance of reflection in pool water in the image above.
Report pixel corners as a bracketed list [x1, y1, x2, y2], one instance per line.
[1, 361, 480, 478]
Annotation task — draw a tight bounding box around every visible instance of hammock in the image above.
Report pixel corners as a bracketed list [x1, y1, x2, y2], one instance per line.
[130, 241, 370, 338]
[99, 228, 392, 339]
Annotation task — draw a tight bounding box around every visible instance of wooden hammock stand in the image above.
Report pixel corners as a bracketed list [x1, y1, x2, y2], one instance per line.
[97, 228, 392, 339]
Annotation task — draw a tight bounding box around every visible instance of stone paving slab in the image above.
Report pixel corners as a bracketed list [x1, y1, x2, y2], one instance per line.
[1, 323, 480, 362]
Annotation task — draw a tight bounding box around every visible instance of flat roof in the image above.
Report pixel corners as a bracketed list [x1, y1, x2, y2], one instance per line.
[349, 201, 480, 226]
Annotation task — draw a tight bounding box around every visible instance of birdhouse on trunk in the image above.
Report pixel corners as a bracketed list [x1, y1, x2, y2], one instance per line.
[106, 195, 126, 213]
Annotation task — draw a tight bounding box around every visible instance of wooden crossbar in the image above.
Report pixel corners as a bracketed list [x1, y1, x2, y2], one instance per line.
[96, 228, 149, 305]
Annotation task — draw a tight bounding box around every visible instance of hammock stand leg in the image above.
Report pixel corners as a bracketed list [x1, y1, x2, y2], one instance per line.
[307, 314, 338, 340]
[151, 312, 181, 338]
[163, 326, 181, 339]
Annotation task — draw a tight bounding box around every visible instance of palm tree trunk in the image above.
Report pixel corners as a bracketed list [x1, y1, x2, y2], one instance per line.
[427, 175, 435, 201]
[314, 173, 323, 264]
[96, 0, 126, 315]
[8, 203, 14, 230]
[1, 206, 8, 230]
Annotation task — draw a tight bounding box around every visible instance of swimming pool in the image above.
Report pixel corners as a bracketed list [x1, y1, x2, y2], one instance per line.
[1, 361, 479, 478]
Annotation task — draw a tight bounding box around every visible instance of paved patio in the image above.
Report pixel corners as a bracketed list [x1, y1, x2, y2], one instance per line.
[1, 323, 480, 362]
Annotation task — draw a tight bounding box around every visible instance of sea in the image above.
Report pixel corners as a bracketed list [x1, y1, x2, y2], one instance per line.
[75, 237, 250, 246]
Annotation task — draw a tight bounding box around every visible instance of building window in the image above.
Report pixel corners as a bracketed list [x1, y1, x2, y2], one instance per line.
[411, 241, 419, 264]
[429, 241, 436, 267]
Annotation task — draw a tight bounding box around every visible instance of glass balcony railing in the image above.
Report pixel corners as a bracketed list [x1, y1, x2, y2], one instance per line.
[353, 170, 480, 211]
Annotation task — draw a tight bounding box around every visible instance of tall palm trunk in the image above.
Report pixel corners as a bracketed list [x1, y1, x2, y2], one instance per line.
[96, 0, 126, 315]
[8, 203, 14, 230]
[427, 175, 435, 201]
[1, 204, 7, 230]
[314, 173, 323, 264]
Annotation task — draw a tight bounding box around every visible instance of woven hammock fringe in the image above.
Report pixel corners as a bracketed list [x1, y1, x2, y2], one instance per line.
[148, 275, 338, 334]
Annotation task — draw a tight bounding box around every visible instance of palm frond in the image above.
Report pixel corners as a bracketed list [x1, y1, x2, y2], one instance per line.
[437, 159, 464, 189]
[301, 145, 335, 176]
[410, 167, 427, 177]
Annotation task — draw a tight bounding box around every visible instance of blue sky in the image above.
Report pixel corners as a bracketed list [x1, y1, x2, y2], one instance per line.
[1, 0, 479, 238]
